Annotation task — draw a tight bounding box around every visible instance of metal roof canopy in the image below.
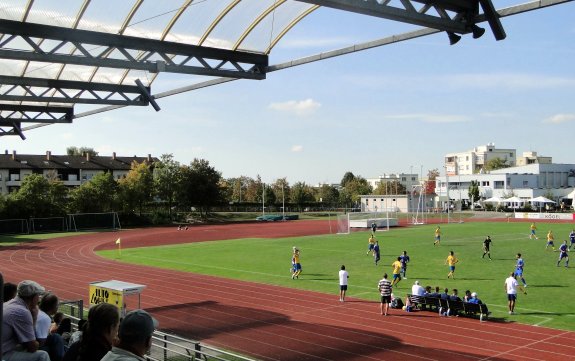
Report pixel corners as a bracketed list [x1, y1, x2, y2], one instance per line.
[296, 0, 506, 40]
[0, 19, 268, 80]
[0, 75, 150, 106]
[0, 104, 73, 123]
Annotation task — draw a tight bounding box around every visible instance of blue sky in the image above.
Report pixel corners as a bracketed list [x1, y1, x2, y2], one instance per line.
[4, 1, 575, 185]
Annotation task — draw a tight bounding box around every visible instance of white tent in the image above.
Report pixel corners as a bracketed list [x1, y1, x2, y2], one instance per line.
[484, 196, 503, 204]
[503, 196, 524, 204]
[565, 189, 575, 200]
[529, 196, 556, 204]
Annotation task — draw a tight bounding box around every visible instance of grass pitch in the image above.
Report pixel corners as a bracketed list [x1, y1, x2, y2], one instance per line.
[98, 221, 575, 331]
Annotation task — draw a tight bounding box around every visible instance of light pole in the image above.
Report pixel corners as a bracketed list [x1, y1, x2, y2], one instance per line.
[282, 182, 285, 220]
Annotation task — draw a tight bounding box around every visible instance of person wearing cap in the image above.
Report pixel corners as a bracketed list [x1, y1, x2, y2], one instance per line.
[411, 281, 425, 297]
[1, 280, 50, 361]
[100, 309, 158, 361]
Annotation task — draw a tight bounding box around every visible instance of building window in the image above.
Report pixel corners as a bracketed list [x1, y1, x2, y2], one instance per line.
[510, 153, 513, 157]
[523, 181, 528, 187]
[482, 181, 490, 186]
[366, 199, 369, 205]
[401, 177, 406, 181]
[494, 181, 504, 189]
[411, 177, 416, 181]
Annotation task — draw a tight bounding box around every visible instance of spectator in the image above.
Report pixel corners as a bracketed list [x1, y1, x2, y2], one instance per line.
[56, 318, 73, 345]
[1, 280, 50, 361]
[429, 286, 441, 298]
[3, 282, 18, 302]
[68, 319, 87, 346]
[50, 312, 65, 334]
[440, 288, 449, 300]
[411, 281, 425, 296]
[449, 289, 462, 302]
[463, 290, 472, 302]
[424, 286, 432, 295]
[36, 293, 66, 361]
[63, 303, 120, 361]
[468, 292, 482, 304]
[101, 310, 158, 361]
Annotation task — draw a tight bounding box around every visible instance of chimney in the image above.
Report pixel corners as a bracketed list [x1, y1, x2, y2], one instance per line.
[112, 152, 116, 160]
[4, 150, 7, 155]
[12, 150, 16, 160]
[147, 153, 152, 162]
[46, 151, 51, 161]
[86, 152, 90, 162]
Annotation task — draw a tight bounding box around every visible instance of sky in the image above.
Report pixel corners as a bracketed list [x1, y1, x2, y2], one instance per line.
[3, 1, 575, 186]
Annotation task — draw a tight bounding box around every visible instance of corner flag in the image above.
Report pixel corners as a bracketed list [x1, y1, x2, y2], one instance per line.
[115, 238, 121, 245]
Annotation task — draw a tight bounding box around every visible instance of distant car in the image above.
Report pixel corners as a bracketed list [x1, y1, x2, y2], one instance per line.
[472, 202, 484, 210]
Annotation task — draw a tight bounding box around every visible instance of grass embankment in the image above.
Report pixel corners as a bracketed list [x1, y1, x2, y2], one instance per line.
[98, 221, 575, 331]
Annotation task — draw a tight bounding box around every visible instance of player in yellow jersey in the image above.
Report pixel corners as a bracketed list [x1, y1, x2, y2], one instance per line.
[292, 247, 302, 279]
[529, 223, 538, 239]
[445, 251, 459, 279]
[546, 230, 556, 251]
[391, 257, 402, 286]
[367, 235, 376, 255]
[433, 226, 441, 246]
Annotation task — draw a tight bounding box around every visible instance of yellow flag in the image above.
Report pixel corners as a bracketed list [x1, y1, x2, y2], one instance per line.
[115, 238, 121, 245]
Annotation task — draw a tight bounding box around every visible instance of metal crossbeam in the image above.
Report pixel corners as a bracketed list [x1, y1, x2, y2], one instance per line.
[296, 0, 505, 39]
[0, 75, 150, 106]
[0, 19, 268, 80]
[0, 104, 73, 123]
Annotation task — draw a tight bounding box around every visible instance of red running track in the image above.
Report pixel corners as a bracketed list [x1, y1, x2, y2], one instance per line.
[1, 220, 574, 361]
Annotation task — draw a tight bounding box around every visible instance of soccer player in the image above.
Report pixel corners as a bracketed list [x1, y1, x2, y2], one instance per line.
[445, 251, 459, 279]
[367, 234, 376, 255]
[529, 223, 538, 239]
[292, 247, 302, 279]
[391, 257, 402, 287]
[482, 236, 492, 260]
[557, 241, 569, 267]
[515, 253, 527, 287]
[378, 273, 392, 316]
[373, 241, 381, 265]
[339, 265, 349, 302]
[371, 222, 377, 235]
[399, 251, 410, 279]
[433, 226, 441, 246]
[546, 230, 555, 251]
[569, 229, 575, 250]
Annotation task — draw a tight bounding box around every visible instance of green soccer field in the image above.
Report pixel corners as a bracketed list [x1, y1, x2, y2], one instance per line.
[98, 222, 575, 331]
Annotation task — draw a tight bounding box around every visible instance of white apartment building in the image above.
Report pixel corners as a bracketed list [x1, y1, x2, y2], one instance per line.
[435, 163, 575, 205]
[444, 143, 516, 175]
[516, 151, 552, 166]
[366, 173, 420, 192]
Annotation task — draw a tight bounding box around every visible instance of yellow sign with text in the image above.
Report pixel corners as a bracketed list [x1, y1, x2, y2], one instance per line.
[89, 285, 123, 308]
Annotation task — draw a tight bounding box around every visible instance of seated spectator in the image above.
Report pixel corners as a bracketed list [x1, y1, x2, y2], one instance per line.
[101, 309, 158, 361]
[411, 280, 425, 296]
[36, 293, 66, 361]
[463, 290, 472, 302]
[449, 289, 462, 302]
[468, 292, 482, 304]
[63, 303, 120, 361]
[50, 312, 65, 334]
[56, 317, 73, 345]
[424, 286, 432, 295]
[3, 282, 18, 302]
[428, 286, 441, 298]
[1, 280, 50, 361]
[68, 319, 87, 346]
[440, 288, 449, 300]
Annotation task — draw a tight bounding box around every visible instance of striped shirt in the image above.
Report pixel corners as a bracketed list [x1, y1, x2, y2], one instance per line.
[378, 278, 392, 296]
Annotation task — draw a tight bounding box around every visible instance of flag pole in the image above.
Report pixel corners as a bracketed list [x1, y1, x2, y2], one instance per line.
[116, 238, 122, 257]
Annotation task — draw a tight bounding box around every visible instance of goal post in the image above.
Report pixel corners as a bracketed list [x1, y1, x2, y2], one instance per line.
[0, 218, 29, 235]
[337, 212, 398, 234]
[67, 212, 121, 232]
[336, 213, 350, 234]
[30, 217, 67, 233]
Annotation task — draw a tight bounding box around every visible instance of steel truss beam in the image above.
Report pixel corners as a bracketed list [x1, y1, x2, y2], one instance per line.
[296, 0, 505, 40]
[0, 105, 73, 123]
[0, 75, 150, 106]
[0, 19, 268, 80]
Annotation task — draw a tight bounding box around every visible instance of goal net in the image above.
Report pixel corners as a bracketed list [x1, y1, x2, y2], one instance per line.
[68, 212, 121, 232]
[0, 218, 29, 235]
[336, 213, 350, 234]
[30, 217, 67, 233]
[337, 212, 399, 234]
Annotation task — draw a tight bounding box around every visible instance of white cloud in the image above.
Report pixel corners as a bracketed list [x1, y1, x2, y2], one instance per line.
[543, 113, 575, 124]
[268, 98, 321, 116]
[291, 145, 303, 152]
[384, 113, 471, 123]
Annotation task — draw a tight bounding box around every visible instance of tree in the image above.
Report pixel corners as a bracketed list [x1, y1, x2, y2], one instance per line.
[118, 161, 154, 215]
[290, 182, 315, 211]
[176, 158, 222, 216]
[485, 157, 510, 171]
[69, 172, 118, 213]
[316, 184, 339, 208]
[340, 177, 372, 209]
[67, 146, 98, 157]
[9, 174, 68, 217]
[468, 180, 480, 203]
[424, 169, 440, 195]
[270, 178, 290, 207]
[340, 172, 356, 187]
[153, 154, 181, 218]
[373, 180, 406, 195]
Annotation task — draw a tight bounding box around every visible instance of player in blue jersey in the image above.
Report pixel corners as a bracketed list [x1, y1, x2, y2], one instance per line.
[569, 229, 575, 251]
[557, 241, 569, 267]
[399, 251, 410, 279]
[515, 253, 527, 287]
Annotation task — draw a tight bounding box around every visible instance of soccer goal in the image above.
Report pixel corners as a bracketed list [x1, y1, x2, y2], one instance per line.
[337, 212, 398, 234]
[0, 218, 30, 235]
[68, 212, 121, 232]
[30, 217, 68, 233]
